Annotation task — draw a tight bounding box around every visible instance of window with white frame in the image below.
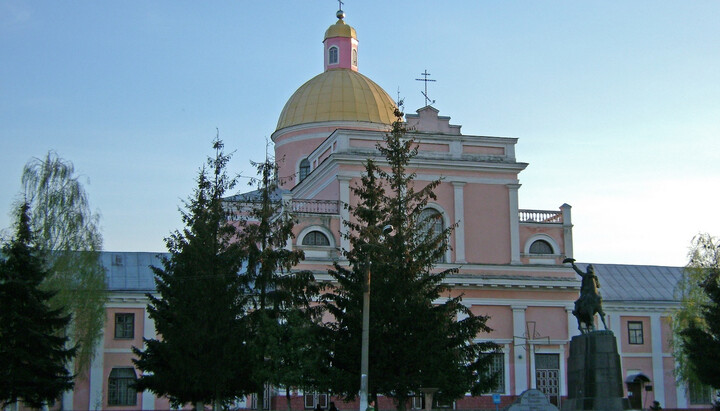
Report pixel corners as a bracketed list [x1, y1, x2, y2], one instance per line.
[108, 368, 137, 406]
[529, 239, 554, 254]
[486, 352, 505, 393]
[328, 47, 338, 65]
[304, 392, 328, 409]
[419, 208, 445, 263]
[689, 380, 713, 405]
[299, 158, 310, 182]
[628, 321, 644, 345]
[114, 313, 134, 339]
[302, 231, 330, 246]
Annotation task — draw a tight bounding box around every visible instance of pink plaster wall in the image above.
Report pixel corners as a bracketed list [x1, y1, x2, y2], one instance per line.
[415, 142, 450, 152]
[463, 184, 511, 264]
[73, 369, 91, 411]
[472, 305, 513, 338]
[525, 306, 569, 340]
[620, 316, 652, 354]
[105, 307, 144, 350]
[324, 37, 357, 71]
[663, 356, 678, 408]
[103, 352, 142, 410]
[463, 145, 505, 155]
[661, 316, 672, 353]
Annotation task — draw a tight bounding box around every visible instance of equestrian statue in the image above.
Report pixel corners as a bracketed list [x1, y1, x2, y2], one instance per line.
[564, 258, 608, 333]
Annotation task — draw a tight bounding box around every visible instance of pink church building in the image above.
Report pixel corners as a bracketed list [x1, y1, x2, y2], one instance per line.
[37, 9, 709, 411]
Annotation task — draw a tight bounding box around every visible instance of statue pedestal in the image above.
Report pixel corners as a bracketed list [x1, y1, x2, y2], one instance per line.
[561, 331, 630, 411]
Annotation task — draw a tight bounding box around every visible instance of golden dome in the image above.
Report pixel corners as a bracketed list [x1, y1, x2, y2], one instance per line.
[276, 69, 398, 131]
[324, 18, 357, 40]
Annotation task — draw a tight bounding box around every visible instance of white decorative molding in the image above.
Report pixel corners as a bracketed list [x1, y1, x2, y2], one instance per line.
[452, 181, 466, 263]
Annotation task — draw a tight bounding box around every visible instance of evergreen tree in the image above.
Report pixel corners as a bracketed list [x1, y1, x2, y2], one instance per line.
[322, 111, 499, 410]
[676, 234, 720, 389]
[133, 139, 250, 410]
[234, 158, 319, 410]
[21, 152, 106, 374]
[0, 203, 77, 409]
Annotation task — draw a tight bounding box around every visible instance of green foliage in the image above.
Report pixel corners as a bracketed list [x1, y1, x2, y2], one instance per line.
[133, 139, 251, 407]
[20, 152, 106, 373]
[321, 112, 499, 410]
[235, 158, 320, 409]
[0, 203, 77, 408]
[674, 234, 720, 388]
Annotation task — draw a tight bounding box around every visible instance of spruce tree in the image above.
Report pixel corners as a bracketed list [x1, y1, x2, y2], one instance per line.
[132, 139, 250, 410]
[234, 158, 319, 410]
[322, 111, 499, 410]
[0, 203, 77, 409]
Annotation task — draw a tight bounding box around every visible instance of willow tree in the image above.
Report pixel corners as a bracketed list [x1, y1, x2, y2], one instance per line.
[21, 152, 106, 373]
[672, 234, 720, 391]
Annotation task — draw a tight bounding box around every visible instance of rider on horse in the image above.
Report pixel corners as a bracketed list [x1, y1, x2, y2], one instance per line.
[564, 258, 608, 333]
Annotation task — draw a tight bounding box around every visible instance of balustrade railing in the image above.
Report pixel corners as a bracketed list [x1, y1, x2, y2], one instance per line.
[292, 199, 340, 214]
[519, 209, 563, 224]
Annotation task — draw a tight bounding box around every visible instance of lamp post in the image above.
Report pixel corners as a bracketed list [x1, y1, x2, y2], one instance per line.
[359, 224, 394, 411]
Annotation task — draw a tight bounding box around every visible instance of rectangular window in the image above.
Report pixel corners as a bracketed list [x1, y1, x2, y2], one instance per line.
[689, 381, 713, 405]
[304, 393, 328, 409]
[628, 321, 644, 344]
[115, 313, 135, 339]
[486, 352, 505, 393]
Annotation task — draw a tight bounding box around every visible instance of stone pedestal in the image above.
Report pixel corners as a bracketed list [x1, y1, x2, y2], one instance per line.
[562, 331, 630, 411]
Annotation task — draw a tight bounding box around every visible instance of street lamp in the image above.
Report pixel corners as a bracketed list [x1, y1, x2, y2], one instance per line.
[359, 224, 394, 411]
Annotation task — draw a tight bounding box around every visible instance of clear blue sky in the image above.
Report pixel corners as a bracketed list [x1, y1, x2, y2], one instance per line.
[1, 1, 718, 266]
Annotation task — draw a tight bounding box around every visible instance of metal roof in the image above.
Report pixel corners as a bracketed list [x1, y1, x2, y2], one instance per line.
[99, 252, 686, 303]
[102, 252, 166, 292]
[576, 263, 684, 302]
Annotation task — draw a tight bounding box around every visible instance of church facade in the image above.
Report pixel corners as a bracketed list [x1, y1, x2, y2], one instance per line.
[51, 10, 707, 411]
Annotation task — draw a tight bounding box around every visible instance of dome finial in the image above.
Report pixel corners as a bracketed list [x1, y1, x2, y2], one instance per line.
[336, 0, 345, 20]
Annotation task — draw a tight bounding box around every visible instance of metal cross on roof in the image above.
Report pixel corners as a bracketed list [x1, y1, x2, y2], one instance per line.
[338, 0, 344, 11]
[415, 69, 436, 107]
[513, 321, 550, 352]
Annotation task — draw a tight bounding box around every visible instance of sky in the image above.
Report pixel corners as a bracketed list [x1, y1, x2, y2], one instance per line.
[1, 1, 719, 266]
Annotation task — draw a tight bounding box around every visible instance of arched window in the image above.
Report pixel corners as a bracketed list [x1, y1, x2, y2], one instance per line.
[419, 208, 445, 263]
[352, 48, 358, 66]
[302, 231, 330, 246]
[328, 46, 338, 65]
[108, 368, 137, 406]
[529, 239, 554, 254]
[299, 158, 310, 182]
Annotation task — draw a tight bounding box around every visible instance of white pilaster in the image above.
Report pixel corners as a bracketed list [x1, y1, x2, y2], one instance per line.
[88, 332, 105, 411]
[512, 305, 528, 394]
[338, 176, 351, 256]
[142, 309, 156, 410]
[561, 204, 573, 259]
[566, 307, 581, 339]
[650, 314, 665, 405]
[282, 192, 294, 251]
[675, 368, 688, 408]
[507, 184, 521, 265]
[452, 181, 466, 263]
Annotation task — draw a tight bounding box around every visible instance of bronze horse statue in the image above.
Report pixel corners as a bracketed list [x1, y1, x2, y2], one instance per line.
[564, 258, 608, 333]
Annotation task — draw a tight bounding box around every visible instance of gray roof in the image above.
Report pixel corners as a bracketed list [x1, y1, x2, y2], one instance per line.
[99, 252, 686, 302]
[102, 252, 167, 292]
[577, 263, 684, 302]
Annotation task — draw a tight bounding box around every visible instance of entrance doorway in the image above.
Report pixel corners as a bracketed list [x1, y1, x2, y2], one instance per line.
[535, 353, 560, 406]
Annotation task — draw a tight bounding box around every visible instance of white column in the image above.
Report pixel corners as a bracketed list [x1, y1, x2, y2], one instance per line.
[561, 204, 573, 259]
[338, 176, 351, 256]
[142, 309, 156, 410]
[507, 184, 521, 265]
[675, 367, 688, 408]
[650, 314, 665, 405]
[559, 345, 567, 396]
[512, 305, 528, 394]
[88, 332, 105, 411]
[452, 181, 466, 263]
[566, 307, 580, 339]
[282, 192, 294, 251]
